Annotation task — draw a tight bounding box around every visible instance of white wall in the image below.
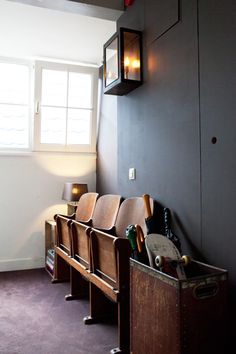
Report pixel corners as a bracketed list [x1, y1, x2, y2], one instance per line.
[0, 0, 115, 271]
[0, 153, 96, 271]
[0, 0, 116, 65]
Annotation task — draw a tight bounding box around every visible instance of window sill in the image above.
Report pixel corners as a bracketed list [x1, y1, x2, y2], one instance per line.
[0, 150, 97, 158]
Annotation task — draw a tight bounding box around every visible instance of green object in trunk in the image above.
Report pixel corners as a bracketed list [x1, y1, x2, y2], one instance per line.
[126, 224, 138, 251]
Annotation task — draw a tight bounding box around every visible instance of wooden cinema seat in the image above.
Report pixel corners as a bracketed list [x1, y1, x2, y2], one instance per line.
[53, 192, 98, 282]
[85, 196, 154, 354]
[56, 194, 122, 299]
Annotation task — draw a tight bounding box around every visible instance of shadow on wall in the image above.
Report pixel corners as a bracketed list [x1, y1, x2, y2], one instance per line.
[150, 201, 206, 263]
[173, 212, 207, 262]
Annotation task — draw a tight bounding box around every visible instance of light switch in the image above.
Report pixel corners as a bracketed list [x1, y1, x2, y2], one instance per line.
[129, 168, 136, 180]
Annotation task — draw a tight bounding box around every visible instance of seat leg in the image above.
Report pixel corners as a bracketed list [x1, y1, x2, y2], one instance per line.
[52, 253, 70, 283]
[110, 295, 130, 354]
[65, 266, 89, 301]
[83, 282, 115, 324]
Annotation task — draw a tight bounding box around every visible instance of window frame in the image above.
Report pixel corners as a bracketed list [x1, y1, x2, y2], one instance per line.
[34, 60, 98, 153]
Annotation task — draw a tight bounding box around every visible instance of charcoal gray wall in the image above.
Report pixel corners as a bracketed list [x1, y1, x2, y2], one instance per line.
[96, 68, 118, 194]
[117, 0, 202, 258]
[199, 0, 236, 276]
[97, 0, 236, 337]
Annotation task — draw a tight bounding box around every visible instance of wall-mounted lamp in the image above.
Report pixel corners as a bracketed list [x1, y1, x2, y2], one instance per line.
[62, 182, 88, 214]
[103, 27, 142, 95]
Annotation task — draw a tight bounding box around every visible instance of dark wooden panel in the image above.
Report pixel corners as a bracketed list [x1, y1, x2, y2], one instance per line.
[130, 261, 180, 354]
[130, 259, 228, 354]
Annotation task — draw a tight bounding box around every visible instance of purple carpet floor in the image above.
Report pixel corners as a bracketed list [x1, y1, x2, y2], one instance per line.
[0, 269, 117, 354]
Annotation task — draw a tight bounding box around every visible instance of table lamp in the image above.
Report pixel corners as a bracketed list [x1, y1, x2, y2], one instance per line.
[62, 182, 88, 214]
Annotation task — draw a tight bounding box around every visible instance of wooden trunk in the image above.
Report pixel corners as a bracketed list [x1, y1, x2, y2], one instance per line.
[130, 259, 228, 354]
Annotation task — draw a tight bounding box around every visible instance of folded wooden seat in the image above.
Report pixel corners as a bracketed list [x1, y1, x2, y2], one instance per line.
[53, 192, 99, 282]
[70, 193, 122, 265]
[86, 196, 154, 354]
[61, 194, 122, 300]
[53, 193, 154, 353]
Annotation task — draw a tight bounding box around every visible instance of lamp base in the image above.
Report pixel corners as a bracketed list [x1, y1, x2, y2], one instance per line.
[67, 202, 77, 215]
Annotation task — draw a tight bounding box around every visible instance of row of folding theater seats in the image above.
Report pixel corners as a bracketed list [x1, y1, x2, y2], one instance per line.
[54, 193, 121, 285]
[53, 192, 154, 354]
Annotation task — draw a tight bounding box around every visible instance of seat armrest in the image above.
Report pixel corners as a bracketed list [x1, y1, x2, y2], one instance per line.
[54, 213, 76, 221]
[95, 225, 116, 236]
[71, 218, 92, 227]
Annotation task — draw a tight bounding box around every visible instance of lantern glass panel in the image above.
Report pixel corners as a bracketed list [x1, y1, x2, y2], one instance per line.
[105, 36, 118, 87]
[123, 31, 141, 81]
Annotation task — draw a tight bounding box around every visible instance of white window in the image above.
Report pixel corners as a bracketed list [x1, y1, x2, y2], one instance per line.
[34, 61, 98, 152]
[0, 59, 31, 150]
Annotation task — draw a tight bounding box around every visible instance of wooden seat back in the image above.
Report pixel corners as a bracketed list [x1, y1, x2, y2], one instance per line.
[88, 229, 131, 352]
[70, 194, 122, 268]
[56, 216, 71, 254]
[90, 230, 131, 294]
[89, 196, 154, 295]
[75, 192, 99, 223]
[55, 192, 98, 255]
[115, 196, 154, 238]
[70, 222, 91, 269]
[92, 194, 122, 230]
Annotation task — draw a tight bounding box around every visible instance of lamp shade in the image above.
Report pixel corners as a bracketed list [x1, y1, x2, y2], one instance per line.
[62, 183, 88, 202]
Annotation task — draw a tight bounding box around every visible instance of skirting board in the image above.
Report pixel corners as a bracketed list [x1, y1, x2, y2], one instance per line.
[0, 257, 44, 272]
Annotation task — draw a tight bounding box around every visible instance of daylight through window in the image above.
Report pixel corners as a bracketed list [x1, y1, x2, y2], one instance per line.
[35, 61, 98, 153]
[0, 61, 30, 149]
[0, 58, 98, 153]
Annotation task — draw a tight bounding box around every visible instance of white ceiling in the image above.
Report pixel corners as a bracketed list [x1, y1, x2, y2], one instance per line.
[0, 0, 119, 65]
[6, 0, 124, 21]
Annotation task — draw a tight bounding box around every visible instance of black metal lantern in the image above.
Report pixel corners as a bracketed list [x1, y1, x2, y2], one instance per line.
[103, 27, 143, 95]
